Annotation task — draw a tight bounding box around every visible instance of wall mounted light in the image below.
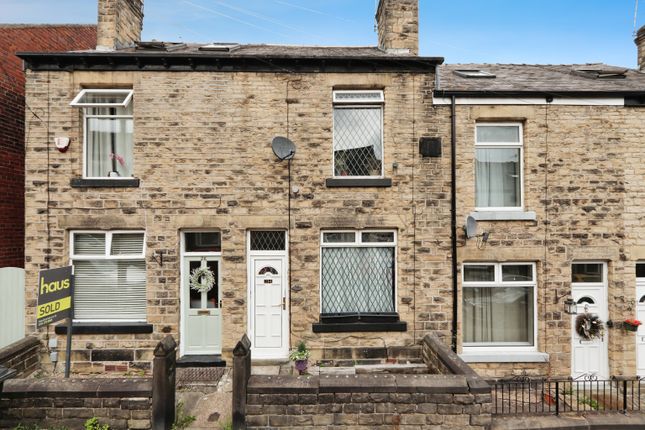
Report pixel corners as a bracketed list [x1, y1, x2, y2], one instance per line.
[564, 298, 577, 315]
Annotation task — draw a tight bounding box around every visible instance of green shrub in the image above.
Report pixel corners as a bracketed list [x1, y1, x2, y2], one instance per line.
[84, 417, 110, 430]
[171, 401, 196, 430]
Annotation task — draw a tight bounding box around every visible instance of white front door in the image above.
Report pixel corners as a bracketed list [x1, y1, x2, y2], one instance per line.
[636, 272, 645, 376]
[571, 286, 609, 379]
[183, 257, 222, 355]
[248, 231, 288, 359]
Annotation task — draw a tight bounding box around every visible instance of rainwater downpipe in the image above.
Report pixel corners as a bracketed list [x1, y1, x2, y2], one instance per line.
[450, 95, 459, 353]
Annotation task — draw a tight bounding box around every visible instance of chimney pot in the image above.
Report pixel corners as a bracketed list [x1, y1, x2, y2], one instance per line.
[97, 0, 144, 51]
[376, 0, 419, 55]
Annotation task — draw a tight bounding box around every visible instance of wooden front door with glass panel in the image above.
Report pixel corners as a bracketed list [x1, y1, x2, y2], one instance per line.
[182, 232, 222, 356]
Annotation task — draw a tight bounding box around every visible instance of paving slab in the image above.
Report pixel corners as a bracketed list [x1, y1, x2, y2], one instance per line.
[492, 415, 589, 430]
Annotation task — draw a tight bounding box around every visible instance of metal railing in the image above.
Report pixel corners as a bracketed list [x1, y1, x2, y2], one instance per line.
[492, 374, 643, 415]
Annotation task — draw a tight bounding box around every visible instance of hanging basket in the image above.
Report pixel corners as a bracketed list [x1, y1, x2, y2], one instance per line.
[575, 313, 605, 341]
[189, 267, 215, 293]
[623, 318, 642, 332]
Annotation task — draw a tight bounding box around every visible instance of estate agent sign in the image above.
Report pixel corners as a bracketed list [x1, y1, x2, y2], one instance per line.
[37, 266, 73, 329]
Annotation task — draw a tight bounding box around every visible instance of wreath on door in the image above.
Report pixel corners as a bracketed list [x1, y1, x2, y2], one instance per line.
[575, 313, 605, 341]
[189, 267, 215, 293]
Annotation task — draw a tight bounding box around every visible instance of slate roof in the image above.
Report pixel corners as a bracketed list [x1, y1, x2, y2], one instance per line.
[437, 63, 645, 95]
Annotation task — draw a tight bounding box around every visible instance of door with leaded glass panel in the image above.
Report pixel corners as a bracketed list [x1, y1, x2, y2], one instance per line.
[247, 231, 288, 359]
[181, 232, 222, 356]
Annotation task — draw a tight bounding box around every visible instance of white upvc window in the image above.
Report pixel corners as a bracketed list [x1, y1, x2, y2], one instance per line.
[475, 123, 524, 211]
[70, 231, 146, 322]
[70, 89, 134, 179]
[320, 230, 396, 315]
[332, 90, 384, 178]
[462, 262, 537, 351]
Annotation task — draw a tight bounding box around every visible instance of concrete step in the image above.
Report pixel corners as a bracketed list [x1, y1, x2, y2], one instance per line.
[354, 363, 428, 374]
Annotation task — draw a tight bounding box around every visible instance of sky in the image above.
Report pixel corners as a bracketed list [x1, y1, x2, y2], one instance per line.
[0, 0, 642, 67]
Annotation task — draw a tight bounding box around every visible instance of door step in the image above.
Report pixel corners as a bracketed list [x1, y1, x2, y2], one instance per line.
[177, 355, 227, 368]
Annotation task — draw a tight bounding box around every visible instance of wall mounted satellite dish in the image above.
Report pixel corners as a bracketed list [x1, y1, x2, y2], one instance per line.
[272, 136, 296, 161]
[465, 215, 478, 239]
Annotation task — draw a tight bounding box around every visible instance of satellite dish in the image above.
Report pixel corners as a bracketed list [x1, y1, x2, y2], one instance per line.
[465, 216, 478, 239]
[272, 136, 296, 161]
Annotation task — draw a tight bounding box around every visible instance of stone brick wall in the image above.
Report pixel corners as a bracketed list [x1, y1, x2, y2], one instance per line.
[245, 374, 492, 429]
[444, 102, 645, 378]
[376, 0, 419, 55]
[0, 378, 152, 429]
[0, 24, 96, 268]
[97, 0, 143, 50]
[23, 68, 452, 371]
[0, 337, 40, 378]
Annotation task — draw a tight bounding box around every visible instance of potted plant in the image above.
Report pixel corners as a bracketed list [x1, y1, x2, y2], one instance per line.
[289, 341, 311, 375]
[623, 318, 642, 332]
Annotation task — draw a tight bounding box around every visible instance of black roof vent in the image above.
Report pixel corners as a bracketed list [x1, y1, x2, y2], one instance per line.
[453, 69, 496, 79]
[136, 41, 187, 52]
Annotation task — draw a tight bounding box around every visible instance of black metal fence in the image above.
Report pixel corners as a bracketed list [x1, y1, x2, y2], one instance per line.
[492, 375, 642, 415]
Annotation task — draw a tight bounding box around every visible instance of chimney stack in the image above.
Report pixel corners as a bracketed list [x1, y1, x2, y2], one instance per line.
[97, 0, 144, 51]
[376, 0, 419, 55]
[636, 25, 645, 71]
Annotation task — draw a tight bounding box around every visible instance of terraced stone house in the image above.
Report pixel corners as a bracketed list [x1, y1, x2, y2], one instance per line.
[20, 0, 453, 372]
[19, 0, 645, 382]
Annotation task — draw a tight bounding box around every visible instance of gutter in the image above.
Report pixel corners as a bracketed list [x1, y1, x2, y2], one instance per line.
[433, 89, 645, 98]
[450, 95, 459, 353]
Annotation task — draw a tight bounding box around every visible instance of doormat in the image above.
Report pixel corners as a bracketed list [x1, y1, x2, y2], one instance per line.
[177, 367, 227, 386]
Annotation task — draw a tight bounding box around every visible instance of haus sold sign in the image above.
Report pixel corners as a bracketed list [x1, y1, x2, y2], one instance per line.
[37, 266, 73, 329]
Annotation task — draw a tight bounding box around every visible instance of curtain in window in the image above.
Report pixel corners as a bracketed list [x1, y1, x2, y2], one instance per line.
[475, 148, 520, 207]
[463, 287, 533, 345]
[321, 247, 394, 314]
[86, 106, 133, 177]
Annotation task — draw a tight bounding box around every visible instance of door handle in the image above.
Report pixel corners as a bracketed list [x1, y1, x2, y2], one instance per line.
[219, 299, 222, 308]
[282, 297, 286, 310]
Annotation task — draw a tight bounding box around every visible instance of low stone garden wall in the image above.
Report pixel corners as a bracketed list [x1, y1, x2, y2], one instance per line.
[0, 337, 40, 378]
[0, 377, 153, 430]
[245, 373, 491, 429]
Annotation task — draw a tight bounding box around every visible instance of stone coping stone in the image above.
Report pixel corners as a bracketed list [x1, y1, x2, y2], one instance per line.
[248, 375, 318, 394]
[0, 337, 40, 363]
[423, 333, 479, 378]
[467, 376, 491, 394]
[2, 377, 152, 399]
[319, 374, 398, 393]
[394, 374, 469, 393]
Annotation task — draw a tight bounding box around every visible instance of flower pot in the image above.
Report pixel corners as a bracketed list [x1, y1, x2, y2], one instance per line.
[294, 359, 308, 374]
[624, 323, 639, 332]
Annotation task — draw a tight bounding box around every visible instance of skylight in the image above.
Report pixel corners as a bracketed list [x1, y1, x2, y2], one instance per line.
[199, 43, 241, 52]
[573, 69, 627, 79]
[454, 69, 496, 79]
[136, 41, 187, 52]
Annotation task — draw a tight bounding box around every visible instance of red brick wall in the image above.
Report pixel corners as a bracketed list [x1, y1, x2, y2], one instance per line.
[0, 25, 96, 267]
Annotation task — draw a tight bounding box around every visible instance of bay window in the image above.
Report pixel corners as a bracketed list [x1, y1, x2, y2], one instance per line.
[71, 231, 146, 321]
[463, 262, 536, 349]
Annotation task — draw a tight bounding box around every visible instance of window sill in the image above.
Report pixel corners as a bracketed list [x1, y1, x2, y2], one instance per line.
[54, 322, 153, 335]
[460, 351, 549, 363]
[70, 178, 140, 188]
[325, 178, 392, 188]
[313, 314, 406, 333]
[469, 211, 537, 221]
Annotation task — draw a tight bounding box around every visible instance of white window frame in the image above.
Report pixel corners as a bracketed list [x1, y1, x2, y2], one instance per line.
[319, 229, 397, 314]
[474, 122, 524, 212]
[571, 261, 607, 287]
[70, 89, 134, 108]
[462, 262, 538, 352]
[70, 230, 146, 323]
[71, 89, 134, 180]
[332, 90, 385, 179]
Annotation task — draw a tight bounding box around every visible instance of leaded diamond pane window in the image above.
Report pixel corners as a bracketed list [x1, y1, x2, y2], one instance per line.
[250, 231, 286, 251]
[320, 230, 396, 315]
[333, 90, 383, 178]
